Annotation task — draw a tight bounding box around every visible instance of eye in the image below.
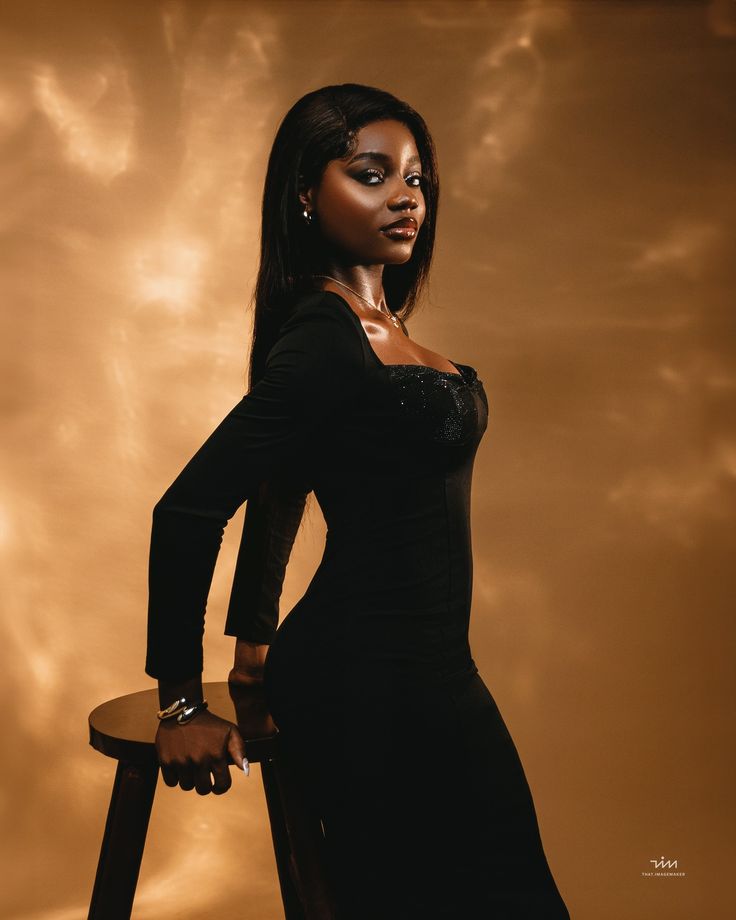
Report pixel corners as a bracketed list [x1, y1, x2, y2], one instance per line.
[355, 169, 425, 188]
[357, 169, 384, 185]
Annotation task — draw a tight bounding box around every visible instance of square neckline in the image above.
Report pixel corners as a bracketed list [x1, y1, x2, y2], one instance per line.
[321, 289, 465, 379]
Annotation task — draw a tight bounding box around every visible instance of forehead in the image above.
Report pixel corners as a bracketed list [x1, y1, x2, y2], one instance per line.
[346, 119, 420, 163]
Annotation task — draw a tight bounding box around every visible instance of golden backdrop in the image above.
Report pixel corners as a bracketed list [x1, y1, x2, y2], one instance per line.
[2, 1, 734, 918]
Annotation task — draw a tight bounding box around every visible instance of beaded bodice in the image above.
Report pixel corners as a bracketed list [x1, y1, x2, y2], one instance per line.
[384, 361, 487, 447]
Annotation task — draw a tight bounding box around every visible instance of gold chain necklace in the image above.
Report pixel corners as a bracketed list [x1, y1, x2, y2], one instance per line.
[313, 274, 402, 329]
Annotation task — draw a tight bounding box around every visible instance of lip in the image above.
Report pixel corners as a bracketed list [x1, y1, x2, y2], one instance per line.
[380, 217, 418, 231]
[381, 226, 417, 241]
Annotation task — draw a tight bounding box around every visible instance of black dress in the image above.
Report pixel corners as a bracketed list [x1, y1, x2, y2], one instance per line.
[146, 290, 571, 919]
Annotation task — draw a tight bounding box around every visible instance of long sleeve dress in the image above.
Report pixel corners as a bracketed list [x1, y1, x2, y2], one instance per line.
[146, 289, 571, 919]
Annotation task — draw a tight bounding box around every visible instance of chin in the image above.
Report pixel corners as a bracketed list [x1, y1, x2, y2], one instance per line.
[377, 244, 416, 265]
[386, 251, 415, 266]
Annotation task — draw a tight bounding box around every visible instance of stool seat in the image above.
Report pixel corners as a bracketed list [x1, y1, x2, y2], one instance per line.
[87, 682, 334, 920]
[88, 681, 279, 765]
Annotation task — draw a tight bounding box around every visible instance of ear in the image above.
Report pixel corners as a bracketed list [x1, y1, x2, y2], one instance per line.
[297, 173, 315, 210]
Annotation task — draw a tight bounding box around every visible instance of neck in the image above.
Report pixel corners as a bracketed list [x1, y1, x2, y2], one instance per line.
[315, 266, 385, 310]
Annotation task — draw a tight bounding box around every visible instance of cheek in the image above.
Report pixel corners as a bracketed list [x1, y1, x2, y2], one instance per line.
[320, 183, 377, 233]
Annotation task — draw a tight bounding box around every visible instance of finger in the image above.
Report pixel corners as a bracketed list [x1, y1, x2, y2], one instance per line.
[178, 762, 196, 792]
[161, 763, 179, 787]
[227, 726, 249, 775]
[194, 762, 214, 796]
[211, 759, 233, 796]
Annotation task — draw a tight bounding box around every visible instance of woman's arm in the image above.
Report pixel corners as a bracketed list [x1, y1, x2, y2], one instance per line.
[145, 294, 364, 682]
[225, 477, 309, 685]
[145, 294, 365, 792]
[229, 640, 269, 686]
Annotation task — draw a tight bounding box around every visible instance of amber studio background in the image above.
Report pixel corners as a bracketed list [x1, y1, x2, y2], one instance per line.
[1, 0, 734, 917]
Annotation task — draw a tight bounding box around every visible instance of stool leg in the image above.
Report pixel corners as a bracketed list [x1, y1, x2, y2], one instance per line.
[261, 757, 308, 920]
[88, 759, 159, 920]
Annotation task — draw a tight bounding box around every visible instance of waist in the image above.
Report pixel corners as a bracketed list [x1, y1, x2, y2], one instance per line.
[266, 610, 476, 694]
[264, 646, 479, 729]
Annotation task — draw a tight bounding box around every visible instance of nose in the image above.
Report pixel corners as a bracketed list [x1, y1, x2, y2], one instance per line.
[387, 190, 419, 213]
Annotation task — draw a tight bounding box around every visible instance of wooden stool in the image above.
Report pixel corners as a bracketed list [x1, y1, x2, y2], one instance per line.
[87, 681, 335, 920]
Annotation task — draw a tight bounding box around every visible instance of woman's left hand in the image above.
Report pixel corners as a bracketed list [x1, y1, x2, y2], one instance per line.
[229, 639, 269, 687]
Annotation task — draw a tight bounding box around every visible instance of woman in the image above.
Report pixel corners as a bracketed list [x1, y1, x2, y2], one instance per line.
[146, 83, 571, 919]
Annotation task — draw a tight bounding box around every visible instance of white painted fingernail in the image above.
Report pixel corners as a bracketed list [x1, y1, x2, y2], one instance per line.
[242, 757, 250, 776]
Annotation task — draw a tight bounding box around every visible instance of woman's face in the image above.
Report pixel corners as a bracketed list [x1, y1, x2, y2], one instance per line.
[303, 118, 427, 268]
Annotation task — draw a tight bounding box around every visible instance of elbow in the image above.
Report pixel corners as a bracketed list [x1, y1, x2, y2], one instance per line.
[152, 478, 196, 519]
[151, 487, 232, 527]
[152, 489, 176, 521]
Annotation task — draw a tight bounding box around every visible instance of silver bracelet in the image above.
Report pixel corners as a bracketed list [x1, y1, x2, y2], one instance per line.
[157, 696, 209, 724]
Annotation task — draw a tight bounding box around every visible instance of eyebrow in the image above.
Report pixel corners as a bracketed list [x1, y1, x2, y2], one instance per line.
[347, 151, 422, 168]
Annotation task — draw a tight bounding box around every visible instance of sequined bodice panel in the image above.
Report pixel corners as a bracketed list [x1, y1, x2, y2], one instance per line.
[384, 361, 488, 449]
[307, 352, 489, 497]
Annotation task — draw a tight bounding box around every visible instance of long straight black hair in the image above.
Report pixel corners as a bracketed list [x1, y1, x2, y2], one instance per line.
[247, 83, 440, 389]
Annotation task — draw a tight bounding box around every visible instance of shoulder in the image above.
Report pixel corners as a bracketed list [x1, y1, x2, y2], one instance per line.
[274, 292, 363, 358]
[279, 290, 357, 335]
[266, 291, 366, 379]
